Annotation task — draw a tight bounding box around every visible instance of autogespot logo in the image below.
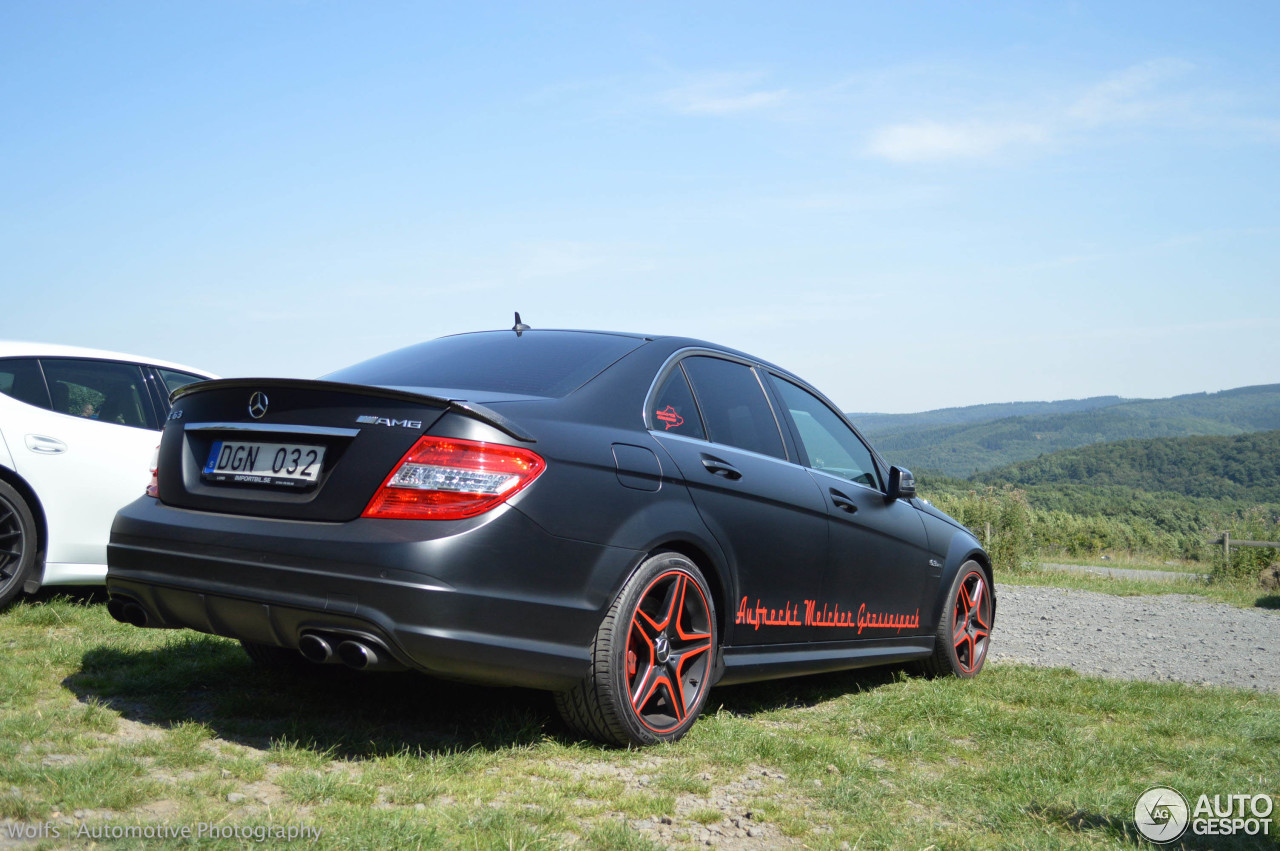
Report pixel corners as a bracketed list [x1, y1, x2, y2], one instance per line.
[1135, 786, 1189, 844]
[1135, 785, 1275, 842]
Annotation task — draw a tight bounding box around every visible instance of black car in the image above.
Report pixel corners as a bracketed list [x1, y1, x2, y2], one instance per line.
[106, 327, 994, 746]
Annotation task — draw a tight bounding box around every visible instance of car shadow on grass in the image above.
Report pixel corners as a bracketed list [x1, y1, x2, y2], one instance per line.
[64, 633, 906, 758]
[1028, 803, 1270, 851]
[705, 666, 903, 719]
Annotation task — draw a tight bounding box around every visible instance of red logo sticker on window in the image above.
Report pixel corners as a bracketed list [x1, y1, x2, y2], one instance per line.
[655, 405, 684, 430]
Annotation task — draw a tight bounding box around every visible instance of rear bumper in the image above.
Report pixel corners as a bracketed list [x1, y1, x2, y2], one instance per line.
[107, 497, 641, 690]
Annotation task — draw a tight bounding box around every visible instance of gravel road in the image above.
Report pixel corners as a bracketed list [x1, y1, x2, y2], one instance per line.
[990, 584, 1280, 693]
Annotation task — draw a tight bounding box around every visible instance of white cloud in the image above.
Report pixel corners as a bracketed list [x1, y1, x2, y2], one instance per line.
[866, 120, 1049, 163]
[864, 59, 1199, 164]
[1066, 58, 1193, 125]
[660, 72, 788, 115]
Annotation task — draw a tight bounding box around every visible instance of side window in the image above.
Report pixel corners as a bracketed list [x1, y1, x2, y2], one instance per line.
[40, 359, 155, 429]
[770, 376, 882, 490]
[0, 358, 51, 409]
[650, 364, 706, 439]
[682, 356, 786, 460]
[156, 368, 207, 395]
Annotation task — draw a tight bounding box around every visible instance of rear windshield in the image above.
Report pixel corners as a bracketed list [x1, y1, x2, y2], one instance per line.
[324, 331, 645, 398]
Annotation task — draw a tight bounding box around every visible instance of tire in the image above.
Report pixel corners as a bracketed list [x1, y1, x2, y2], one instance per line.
[239, 640, 317, 674]
[0, 481, 37, 610]
[921, 560, 993, 679]
[556, 552, 717, 746]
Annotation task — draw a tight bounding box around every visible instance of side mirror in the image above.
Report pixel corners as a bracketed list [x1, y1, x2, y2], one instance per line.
[887, 466, 916, 500]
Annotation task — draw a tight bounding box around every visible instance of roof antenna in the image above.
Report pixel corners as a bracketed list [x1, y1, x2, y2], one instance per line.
[512, 312, 531, 337]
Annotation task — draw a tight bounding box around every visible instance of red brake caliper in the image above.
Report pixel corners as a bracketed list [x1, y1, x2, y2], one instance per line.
[627, 649, 637, 676]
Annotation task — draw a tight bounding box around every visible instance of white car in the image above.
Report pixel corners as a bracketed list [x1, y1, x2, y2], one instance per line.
[0, 342, 216, 607]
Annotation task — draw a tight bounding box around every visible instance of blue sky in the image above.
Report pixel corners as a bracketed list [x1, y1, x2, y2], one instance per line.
[3, 1, 1277, 412]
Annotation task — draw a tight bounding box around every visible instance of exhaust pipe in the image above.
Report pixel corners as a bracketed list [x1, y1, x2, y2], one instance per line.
[106, 598, 129, 624]
[298, 633, 335, 664]
[122, 603, 149, 627]
[108, 598, 150, 628]
[337, 640, 377, 669]
[336, 639, 404, 672]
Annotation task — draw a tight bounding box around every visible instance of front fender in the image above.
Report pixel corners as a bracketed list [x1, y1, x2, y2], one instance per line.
[927, 531, 994, 635]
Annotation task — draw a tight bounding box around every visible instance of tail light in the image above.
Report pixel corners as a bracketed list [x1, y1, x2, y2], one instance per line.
[145, 444, 160, 497]
[363, 436, 545, 520]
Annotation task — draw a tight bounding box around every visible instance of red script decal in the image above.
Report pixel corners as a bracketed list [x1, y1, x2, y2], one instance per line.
[655, 406, 684, 429]
[735, 597, 920, 634]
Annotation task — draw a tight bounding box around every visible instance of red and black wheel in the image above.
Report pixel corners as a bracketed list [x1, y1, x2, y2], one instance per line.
[556, 552, 717, 746]
[921, 560, 992, 678]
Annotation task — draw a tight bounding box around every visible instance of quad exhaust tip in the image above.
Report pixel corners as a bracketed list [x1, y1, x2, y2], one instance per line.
[337, 639, 379, 669]
[298, 632, 405, 671]
[107, 598, 150, 628]
[336, 638, 405, 671]
[123, 603, 148, 627]
[298, 633, 334, 664]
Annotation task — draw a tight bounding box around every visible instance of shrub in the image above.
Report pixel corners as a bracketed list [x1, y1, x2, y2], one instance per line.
[929, 486, 1035, 575]
[1210, 507, 1280, 585]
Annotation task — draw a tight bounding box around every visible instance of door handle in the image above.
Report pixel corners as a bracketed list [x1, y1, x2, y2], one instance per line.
[700, 456, 742, 480]
[25, 434, 67, 455]
[830, 489, 858, 514]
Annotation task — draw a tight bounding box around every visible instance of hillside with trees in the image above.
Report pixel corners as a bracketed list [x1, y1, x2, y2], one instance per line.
[854, 383, 1280, 477]
[975, 430, 1280, 502]
[851, 395, 1125, 435]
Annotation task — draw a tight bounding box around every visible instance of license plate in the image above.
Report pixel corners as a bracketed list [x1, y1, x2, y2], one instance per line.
[202, 440, 325, 488]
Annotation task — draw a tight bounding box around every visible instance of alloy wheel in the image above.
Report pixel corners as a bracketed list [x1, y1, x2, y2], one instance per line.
[0, 496, 25, 585]
[625, 569, 714, 734]
[951, 570, 991, 674]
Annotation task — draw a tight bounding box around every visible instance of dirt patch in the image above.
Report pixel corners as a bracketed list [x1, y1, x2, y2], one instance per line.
[1259, 563, 1280, 591]
[593, 764, 807, 849]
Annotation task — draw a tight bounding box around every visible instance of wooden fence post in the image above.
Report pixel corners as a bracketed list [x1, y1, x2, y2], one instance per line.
[1223, 530, 1230, 564]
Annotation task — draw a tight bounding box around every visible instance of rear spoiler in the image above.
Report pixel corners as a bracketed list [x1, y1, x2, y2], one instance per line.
[172, 378, 537, 443]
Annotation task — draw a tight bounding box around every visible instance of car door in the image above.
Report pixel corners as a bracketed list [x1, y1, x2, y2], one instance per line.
[648, 354, 828, 646]
[766, 374, 933, 639]
[11, 358, 161, 568]
[0, 358, 51, 466]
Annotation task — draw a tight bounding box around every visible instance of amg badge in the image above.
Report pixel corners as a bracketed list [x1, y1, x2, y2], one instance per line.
[356, 415, 423, 429]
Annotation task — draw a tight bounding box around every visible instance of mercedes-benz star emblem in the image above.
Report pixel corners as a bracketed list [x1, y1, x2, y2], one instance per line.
[654, 634, 671, 664]
[248, 392, 269, 419]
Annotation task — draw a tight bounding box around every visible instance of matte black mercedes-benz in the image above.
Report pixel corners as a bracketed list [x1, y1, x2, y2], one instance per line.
[106, 326, 995, 746]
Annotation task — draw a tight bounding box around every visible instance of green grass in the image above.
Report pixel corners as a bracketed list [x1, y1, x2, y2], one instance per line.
[1039, 554, 1206, 573]
[1010, 565, 1280, 609]
[0, 592, 1276, 849]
